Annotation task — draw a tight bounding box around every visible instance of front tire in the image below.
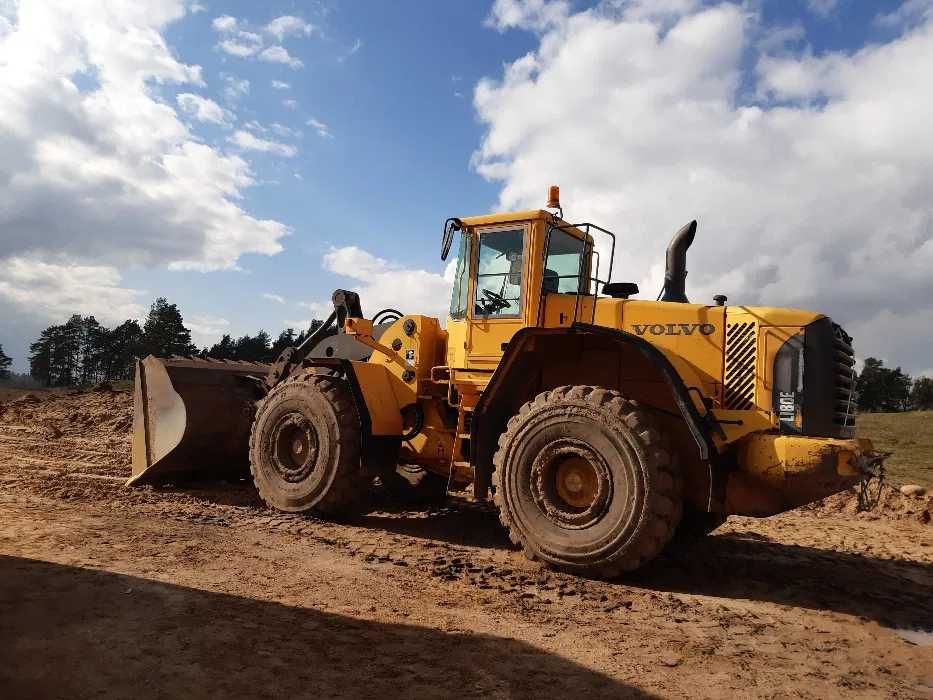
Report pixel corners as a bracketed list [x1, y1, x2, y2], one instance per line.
[249, 372, 365, 517]
[493, 385, 682, 578]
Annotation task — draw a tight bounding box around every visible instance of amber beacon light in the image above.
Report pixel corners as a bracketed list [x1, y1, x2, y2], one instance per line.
[546, 185, 561, 209]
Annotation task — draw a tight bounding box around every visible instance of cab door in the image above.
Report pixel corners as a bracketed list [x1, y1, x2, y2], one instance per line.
[466, 223, 530, 369]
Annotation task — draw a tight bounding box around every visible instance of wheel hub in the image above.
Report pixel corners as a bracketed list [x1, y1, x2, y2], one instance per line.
[531, 439, 612, 529]
[555, 456, 599, 508]
[272, 413, 319, 483]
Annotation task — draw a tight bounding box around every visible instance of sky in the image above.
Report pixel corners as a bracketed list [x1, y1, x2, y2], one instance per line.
[1, 0, 932, 376]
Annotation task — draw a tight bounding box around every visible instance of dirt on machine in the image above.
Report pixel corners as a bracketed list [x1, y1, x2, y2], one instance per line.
[131, 186, 887, 579]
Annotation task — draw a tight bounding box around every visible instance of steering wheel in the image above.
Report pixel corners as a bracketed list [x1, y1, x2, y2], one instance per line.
[480, 288, 510, 314]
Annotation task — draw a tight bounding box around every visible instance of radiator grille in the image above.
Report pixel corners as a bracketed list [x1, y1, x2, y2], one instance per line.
[723, 322, 756, 410]
[832, 323, 857, 434]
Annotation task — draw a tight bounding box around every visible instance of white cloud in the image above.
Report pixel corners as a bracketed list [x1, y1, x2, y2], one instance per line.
[229, 130, 297, 157]
[0, 257, 145, 324]
[282, 98, 298, 109]
[307, 117, 332, 139]
[185, 313, 230, 346]
[212, 15, 263, 58]
[271, 80, 290, 90]
[212, 14, 310, 67]
[338, 38, 362, 62]
[473, 2, 933, 373]
[265, 15, 313, 40]
[313, 246, 455, 320]
[296, 300, 333, 317]
[218, 36, 261, 57]
[0, 0, 287, 276]
[263, 292, 285, 304]
[211, 15, 237, 33]
[806, 0, 838, 17]
[176, 92, 230, 126]
[222, 74, 250, 101]
[875, 0, 933, 28]
[487, 0, 570, 32]
[189, 2, 206, 14]
[284, 318, 322, 330]
[259, 45, 303, 69]
[270, 122, 300, 138]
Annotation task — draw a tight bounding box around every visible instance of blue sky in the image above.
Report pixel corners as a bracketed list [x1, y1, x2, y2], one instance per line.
[2, 0, 932, 374]
[145, 1, 537, 331]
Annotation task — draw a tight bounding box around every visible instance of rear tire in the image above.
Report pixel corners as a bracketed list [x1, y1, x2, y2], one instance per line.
[493, 385, 682, 578]
[249, 372, 365, 517]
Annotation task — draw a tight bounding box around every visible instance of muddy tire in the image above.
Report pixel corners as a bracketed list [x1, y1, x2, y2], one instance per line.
[493, 385, 682, 578]
[249, 372, 365, 517]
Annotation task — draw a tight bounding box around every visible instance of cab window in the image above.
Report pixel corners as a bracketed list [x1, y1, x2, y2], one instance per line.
[473, 227, 524, 318]
[544, 228, 588, 294]
[448, 232, 471, 320]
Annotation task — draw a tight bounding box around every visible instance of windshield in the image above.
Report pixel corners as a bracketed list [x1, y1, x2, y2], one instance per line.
[473, 227, 524, 317]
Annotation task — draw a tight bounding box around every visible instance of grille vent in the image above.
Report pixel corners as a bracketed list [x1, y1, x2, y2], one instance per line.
[723, 322, 756, 410]
[832, 323, 857, 434]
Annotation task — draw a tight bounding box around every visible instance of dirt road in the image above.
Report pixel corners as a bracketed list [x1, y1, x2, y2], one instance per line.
[1, 389, 931, 698]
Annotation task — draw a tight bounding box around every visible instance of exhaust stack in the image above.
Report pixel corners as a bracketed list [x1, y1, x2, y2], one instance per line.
[660, 220, 697, 303]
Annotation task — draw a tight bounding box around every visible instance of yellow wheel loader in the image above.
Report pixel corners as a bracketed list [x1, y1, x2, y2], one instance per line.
[130, 187, 885, 578]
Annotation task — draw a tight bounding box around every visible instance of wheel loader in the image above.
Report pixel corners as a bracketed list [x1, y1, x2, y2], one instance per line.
[129, 186, 885, 578]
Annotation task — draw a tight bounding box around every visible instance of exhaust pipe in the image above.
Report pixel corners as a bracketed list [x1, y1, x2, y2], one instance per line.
[660, 220, 697, 303]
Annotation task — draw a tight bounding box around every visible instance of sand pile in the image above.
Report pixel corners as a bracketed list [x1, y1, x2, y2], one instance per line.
[0, 386, 133, 444]
[804, 483, 932, 525]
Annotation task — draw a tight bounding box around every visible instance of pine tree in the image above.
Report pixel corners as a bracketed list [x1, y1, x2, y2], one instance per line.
[233, 331, 272, 362]
[106, 320, 144, 379]
[206, 334, 236, 360]
[912, 376, 933, 410]
[271, 328, 297, 358]
[857, 358, 912, 412]
[79, 316, 106, 384]
[142, 298, 197, 357]
[29, 327, 57, 386]
[0, 343, 12, 380]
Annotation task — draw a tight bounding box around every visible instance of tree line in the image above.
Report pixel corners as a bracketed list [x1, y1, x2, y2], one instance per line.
[14, 297, 322, 387]
[856, 357, 932, 412]
[3, 300, 932, 411]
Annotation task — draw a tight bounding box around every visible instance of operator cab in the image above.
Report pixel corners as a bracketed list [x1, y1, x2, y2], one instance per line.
[442, 188, 616, 370]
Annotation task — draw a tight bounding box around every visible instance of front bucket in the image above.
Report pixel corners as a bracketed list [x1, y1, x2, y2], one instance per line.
[129, 355, 269, 487]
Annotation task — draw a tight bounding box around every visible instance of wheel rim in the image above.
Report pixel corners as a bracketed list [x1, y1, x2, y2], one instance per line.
[271, 412, 319, 483]
[530, 439, 612, 530]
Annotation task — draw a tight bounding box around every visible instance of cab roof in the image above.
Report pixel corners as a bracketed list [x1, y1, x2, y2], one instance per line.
[459, 209, 552, 227]
[459, 209, 590, 242]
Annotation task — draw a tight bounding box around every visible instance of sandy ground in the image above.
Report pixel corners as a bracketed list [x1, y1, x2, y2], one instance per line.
[0, 388, 931, 699]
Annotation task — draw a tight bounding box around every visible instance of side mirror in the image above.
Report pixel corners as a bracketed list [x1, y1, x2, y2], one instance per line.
[441, 218, 462, 261]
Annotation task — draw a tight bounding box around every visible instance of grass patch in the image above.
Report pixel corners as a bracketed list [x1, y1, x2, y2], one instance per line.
[857, 411, 933, 488]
